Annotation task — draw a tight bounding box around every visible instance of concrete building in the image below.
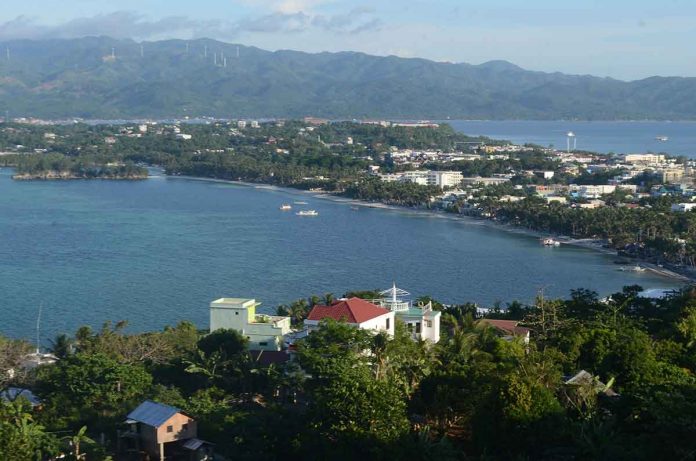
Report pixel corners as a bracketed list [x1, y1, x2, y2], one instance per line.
[660, 168, 685, 183]
[237, 120, 247, 129]
[671, 203, 696, 212]
[427, 170, 463, 188]
[304, 298, 395, 336]
[461, 177, 511, 186]
[570, 184, 637, 199]
[373, 284, 440, 343]
[625, 153, 666, 165]
[175, 133, 192, 140]
[210, 298, 291, 351]
[399, 170, 429, 185]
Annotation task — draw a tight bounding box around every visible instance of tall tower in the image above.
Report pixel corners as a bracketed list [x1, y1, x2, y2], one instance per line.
[567, 131, 576, 153]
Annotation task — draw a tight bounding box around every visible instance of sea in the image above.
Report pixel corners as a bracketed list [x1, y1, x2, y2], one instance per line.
[0, 161, 683, 341]
[446, 120, 696, 156]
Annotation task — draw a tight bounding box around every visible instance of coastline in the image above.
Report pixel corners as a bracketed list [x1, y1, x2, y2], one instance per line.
[13, 172, 148, 181]
[168, 173, 693, 284]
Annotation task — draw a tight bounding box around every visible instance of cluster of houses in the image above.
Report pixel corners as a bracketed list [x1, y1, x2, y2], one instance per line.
[1, 282, 538, 461]
[209, 284, 443, 352]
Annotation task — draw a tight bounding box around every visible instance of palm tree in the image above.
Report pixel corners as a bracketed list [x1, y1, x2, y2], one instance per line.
[62, 426, 95, 460]
[49, 333, 75, 359]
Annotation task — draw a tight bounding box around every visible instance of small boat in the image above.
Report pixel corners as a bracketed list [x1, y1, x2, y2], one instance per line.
[294, 201, 308, 205]
[541, 237, 560, 247]
[296, 210, 318, 216]
[350, 206, 360, 211]
[619, 265, 646, 272]
[279, 204, 292, 211]
[655, 136, 669, 142]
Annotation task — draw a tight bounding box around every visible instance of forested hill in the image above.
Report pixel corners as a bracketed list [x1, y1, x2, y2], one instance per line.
[1, 36, 696, 120]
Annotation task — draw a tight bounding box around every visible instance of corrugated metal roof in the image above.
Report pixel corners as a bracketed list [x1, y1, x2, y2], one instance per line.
[182, 438, 205, 450]
[126, 400, 180, 428]
[0, 387, 41, 406]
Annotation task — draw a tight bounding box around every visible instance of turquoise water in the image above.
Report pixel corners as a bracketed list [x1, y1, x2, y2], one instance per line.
[0, 169, 681, 340]
[449, 120, 696, 156]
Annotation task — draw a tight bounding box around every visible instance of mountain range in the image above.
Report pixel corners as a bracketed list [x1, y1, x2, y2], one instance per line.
[0, 36, 695, 120]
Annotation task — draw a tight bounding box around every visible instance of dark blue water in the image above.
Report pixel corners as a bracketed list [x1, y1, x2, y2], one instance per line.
[448, 120, 696, 156]
[0, 169, 681, 340]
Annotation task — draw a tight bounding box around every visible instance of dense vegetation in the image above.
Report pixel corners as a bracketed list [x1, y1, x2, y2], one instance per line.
[13, 153, 146, 179]
[490, 196, 696, 265]
[3, 286, 696, 460]
[2, 37, 696, 119]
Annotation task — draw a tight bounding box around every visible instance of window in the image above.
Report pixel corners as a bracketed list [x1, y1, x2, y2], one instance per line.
[416, 322, 421, 334]
[166, 425, 173, 433]
[259, 342, 268, 346]
[386, 318, 390, 330]
[235, 311, 239, 315]
[425, 320, 432, 328]
[182, 423, 188, 431]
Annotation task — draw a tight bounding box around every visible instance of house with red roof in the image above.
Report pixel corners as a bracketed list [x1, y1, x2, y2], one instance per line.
[478, 319, 530, 344]
[304, 297, 395, 336]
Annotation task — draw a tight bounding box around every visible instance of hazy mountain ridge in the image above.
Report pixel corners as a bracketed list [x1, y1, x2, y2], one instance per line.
[0, 36, 694, 120]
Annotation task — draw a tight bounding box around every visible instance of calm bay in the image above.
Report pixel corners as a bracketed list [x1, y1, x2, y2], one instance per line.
[0, 168, 681, 341]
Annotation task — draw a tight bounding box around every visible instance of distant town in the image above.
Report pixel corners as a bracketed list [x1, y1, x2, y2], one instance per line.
[1, 116, 695, 279]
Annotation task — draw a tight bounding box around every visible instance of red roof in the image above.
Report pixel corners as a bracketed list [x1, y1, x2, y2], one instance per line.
[306, 298, 390, 324]
[479, 319, 530, 336]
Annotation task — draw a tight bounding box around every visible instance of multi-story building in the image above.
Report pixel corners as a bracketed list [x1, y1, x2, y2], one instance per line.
[624, 153, 666, 165]
[660, 168, 685, 183]
[373, 284, 441, 343]
[427, 170, 463, 188]
[209, 298, 291, 351]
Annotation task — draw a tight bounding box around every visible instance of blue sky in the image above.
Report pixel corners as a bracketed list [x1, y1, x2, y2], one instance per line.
[0, 0, 694, 80]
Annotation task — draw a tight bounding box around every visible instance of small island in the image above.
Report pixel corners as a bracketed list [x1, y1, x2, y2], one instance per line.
[12, 153, 148, 180]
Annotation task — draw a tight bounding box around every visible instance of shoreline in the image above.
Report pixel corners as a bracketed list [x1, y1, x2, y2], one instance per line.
[167, 173, 693, 284]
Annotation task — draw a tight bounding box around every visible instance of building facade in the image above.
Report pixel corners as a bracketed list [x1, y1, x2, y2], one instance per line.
[304, 298, 395, 336]
[210, 298, 291, 351]
[373, 284, 441, 343]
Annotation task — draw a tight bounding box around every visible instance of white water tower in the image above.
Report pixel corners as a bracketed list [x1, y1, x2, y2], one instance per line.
[566, 131, 576, 153]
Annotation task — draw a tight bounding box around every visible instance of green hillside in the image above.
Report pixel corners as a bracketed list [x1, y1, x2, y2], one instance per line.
[0, 36, 695, 120]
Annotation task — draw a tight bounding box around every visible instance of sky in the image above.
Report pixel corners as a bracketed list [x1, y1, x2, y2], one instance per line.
[0, 0, 694, 80]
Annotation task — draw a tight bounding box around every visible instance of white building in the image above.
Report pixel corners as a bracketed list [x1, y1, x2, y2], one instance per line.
[671, 203, 696, 212]
[428, 170, 463, 188]
[399, 170, 430, 185]
[625, 153, 666, 165]
[176, 133, 192, 140]
[210, 298, 291, 351]
[237, 120, 247, 129]
[373, 284, 440, 343]
[304, 297, 395, 336]
[461, 177, 511, 186]
[570, 184, 637, 199]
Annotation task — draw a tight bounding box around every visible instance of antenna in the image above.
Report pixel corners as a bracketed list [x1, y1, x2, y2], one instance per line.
[36, 302, 43, 354]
